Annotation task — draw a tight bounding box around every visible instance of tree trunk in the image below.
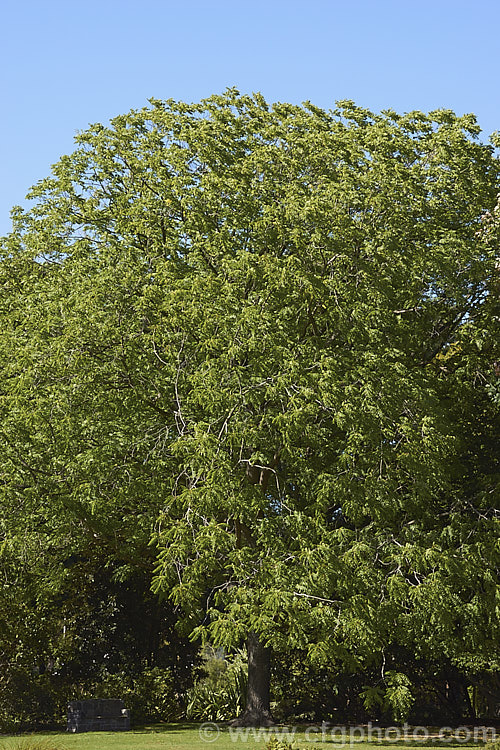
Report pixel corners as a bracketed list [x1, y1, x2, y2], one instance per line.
[231, 632, 274, 727]
[444, 670, 472, 721]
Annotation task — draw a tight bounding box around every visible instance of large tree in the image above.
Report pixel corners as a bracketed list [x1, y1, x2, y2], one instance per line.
[1, 91, 499, 725]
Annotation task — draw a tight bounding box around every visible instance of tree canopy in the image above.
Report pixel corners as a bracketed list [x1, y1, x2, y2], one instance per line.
[1, 90, 499, 725]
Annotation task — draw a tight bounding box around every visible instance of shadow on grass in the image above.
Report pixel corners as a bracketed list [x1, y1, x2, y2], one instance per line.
[129, 722, 209, 733]
[128, 722, 494, 746]
[4, 723, 492, 748]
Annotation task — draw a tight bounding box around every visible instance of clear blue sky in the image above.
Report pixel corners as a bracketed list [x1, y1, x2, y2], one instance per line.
[1, 0, 499, 236]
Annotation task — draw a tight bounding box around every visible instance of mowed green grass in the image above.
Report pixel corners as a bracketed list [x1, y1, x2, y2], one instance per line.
[0, 724, 492, 750]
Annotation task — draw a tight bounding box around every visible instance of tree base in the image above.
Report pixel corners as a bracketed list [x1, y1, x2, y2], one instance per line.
[230, 709, 274, 727]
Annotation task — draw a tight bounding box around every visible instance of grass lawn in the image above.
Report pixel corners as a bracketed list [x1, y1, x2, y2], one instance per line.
[0, 724, 492, 750]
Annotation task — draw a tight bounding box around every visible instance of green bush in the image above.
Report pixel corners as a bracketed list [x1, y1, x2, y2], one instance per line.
[186, 647, 247, 721]
[92, 666, 181, 724]
[0, 669, 65, 734]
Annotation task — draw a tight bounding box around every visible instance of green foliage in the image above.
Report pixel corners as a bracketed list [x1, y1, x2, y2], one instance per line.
[361, 671, 415, 723]
[0, 670, 65, 735]
[359, 684, 386, 715]
[186, 648, 247, 721]
[264, 739, 297, 750]
[383, 672, 414, 723]
[92, 667, 181, 725]
[0, 90, 499, 724]
[361, 671, 414, 723]
[271, 651, 340, 722]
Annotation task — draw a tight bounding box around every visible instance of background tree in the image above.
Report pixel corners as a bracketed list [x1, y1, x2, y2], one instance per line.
[1, 91, 499, 726]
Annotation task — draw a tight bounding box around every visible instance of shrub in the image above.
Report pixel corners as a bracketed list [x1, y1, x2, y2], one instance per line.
[0, 669, 65, 734]
[186, 647, 247, 721]
[92, 666, 181, 724]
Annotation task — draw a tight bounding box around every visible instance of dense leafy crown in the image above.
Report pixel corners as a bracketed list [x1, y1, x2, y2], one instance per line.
[1, 91, 499, 673]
